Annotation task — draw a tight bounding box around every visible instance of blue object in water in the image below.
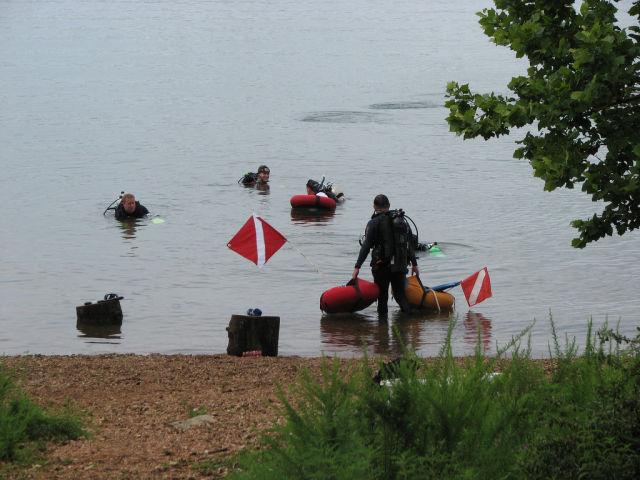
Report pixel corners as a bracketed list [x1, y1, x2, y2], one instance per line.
[431, 281, 460, 292]
[246, 308, 263, 316]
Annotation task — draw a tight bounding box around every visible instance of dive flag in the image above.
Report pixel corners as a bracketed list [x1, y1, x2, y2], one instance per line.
[227, 214, 287, 267]
[461, 267, 492, 307]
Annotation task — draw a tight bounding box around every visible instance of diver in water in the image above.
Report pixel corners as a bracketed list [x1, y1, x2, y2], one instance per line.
[239, 165, 270, 186]
[114, 193, 149, 220]
[305, 178, 344, 201]
[352, 194, 418, 315]
[306, 179, 328, 197]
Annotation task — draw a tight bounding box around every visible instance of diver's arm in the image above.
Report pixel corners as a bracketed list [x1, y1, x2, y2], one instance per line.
[410, 253, 418, 275]
[354, 220, 376, 270]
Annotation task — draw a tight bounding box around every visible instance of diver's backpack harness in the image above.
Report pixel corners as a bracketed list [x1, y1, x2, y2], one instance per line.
[307, 177, 342, 201]
[238, 172, 258, 185]
[373, 209, 418, 272]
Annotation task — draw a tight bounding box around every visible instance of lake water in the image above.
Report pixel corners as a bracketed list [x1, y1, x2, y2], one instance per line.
[1, 0, 638, 357]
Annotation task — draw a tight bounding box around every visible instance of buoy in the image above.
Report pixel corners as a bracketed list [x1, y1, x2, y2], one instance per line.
[320, 278, 380, 314]
[290, 194, 337, 210]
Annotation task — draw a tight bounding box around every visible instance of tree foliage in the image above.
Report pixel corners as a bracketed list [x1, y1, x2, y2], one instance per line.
[445, 0, 640, 247]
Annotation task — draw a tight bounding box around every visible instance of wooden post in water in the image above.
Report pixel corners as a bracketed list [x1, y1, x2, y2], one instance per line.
[226, 314, 280, 357]
[76, 296, 123, 327]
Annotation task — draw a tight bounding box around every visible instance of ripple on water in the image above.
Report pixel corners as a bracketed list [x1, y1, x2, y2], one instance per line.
[368, 100, 443, 110]
[300, 111, 387, 123]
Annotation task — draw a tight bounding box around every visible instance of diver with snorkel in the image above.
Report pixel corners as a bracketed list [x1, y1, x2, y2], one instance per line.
[103, 192, 149, 220]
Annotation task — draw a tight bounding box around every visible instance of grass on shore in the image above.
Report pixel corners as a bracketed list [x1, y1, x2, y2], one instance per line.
[0, 364, 85, 466]
[228, 318, 640, 480]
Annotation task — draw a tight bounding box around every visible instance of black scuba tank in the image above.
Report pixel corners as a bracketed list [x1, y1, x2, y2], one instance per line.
[370, 209, 416, 271]
[239, 172, 258, 185]
[374, 213, 395, 263]
[389, 210, 412, 272]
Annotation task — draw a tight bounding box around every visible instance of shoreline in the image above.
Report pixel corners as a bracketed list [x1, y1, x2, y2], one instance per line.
[1, 354, 554, 479]
[0, 354, 361, 479]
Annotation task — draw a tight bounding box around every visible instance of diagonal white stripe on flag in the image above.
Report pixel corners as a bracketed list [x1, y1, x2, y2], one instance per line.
[253, 214, 266, 267]
[468, 268, 486, 306]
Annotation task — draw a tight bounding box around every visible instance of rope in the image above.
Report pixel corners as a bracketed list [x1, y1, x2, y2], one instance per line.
[286, 238, 330, 279]
[416, 275, 441, 313]
[426, 286, 441, 313]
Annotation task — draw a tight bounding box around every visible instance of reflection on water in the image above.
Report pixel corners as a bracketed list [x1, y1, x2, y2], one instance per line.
[463, 311, 492, 352]
[391, 310, 451, 353]
[320, 313, 391, 355]
[241, 183, 270, 194]
[117, 219, 139, 239]
[77, 323, 122, 341]
[320, 309, 453, 356]
[290, 208, 335, 224]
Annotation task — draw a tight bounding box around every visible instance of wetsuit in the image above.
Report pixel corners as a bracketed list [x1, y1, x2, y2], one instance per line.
[355, 212, 416, 314]
[114, 202, 149, 220]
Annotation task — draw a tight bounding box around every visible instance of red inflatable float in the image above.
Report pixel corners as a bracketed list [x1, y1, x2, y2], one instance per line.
[320, 278, 380, 314]
[290, 194, 336, 210]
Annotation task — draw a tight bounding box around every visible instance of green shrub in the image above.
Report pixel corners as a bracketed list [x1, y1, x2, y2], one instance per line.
[516, 323, 640, 479]
[228, 318, 640, 480]
[232, 357, 376, 480]
[0, 365, 85, 463]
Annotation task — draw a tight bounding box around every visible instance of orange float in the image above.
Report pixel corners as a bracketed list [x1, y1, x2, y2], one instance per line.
[405, 275, 455, 312]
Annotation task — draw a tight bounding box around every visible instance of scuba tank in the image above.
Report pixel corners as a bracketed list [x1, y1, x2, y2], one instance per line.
[238, 172, 258, 185]
[372, 209, 418, 272]
[389, 209, 415, 272]
[307, 177, 344, 201]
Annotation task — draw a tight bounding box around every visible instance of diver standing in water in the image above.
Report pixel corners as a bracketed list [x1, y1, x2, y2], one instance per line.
[352, 194, 418, 315]
[114, 193, 149, 220]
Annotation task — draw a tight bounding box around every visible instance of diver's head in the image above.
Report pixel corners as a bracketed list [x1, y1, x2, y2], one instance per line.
[257, 165, 270, 183]
[373, 194, 390, 213]
[121, 193, 137, 213]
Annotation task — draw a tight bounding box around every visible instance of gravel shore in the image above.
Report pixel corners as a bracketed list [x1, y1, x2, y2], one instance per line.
[1, 354, 350, 479]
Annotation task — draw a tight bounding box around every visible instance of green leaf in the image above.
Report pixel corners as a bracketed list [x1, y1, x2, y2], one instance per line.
[445, 0, 640, 248]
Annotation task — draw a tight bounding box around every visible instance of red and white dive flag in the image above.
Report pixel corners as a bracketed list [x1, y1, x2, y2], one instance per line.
[227, 214, 287, 268]
[461, 267, 492, 307]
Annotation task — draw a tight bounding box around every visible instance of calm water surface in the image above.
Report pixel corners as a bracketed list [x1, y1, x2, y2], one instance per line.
[1, 0, 638, 357]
